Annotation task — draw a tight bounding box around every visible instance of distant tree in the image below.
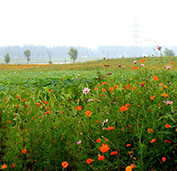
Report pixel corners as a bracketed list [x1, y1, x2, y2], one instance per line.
[68, 47, 78, 63]
[164, 48, 175, 56]
[46, 49, 52, 64]
[24, 50, 31, 64]
[4, 53, 11, 64]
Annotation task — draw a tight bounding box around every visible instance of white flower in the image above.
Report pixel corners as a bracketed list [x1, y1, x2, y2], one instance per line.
[101, 119, 108, 126]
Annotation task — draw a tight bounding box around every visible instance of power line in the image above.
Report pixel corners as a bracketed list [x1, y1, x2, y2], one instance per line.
[130, 17, 142, 57]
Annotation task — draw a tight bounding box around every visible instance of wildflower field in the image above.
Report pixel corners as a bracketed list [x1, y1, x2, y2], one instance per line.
[0, 55, 177, 171]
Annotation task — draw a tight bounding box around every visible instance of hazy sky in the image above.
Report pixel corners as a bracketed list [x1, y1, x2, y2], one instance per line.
[0, 0, 176, 49]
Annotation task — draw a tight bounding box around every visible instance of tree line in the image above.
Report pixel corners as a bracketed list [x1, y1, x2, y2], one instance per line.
[4, 47, 79, 64]
[2, 45, 176, 64]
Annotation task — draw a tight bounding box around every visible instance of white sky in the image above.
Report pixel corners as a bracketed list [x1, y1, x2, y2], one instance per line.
[0, 0, 176, 49]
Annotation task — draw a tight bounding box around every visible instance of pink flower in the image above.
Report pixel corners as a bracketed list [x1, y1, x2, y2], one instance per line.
[165, 66, 172, 69]
[133, 60, 138, 64]
[88, 99, 94, 102]
[163, 100, 173, 105]
[77, 140, 82, 144]
[82, 87, 90, 95]
[157, 46, 162, 50]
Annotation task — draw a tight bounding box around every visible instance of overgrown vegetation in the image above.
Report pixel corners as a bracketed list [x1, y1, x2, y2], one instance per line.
[0, 55, 176, 170]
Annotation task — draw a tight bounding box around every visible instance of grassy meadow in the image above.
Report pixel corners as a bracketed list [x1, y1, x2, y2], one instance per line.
[0, 56, 177, 171]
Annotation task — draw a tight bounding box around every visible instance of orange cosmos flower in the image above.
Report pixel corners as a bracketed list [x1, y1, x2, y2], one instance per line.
[46, 111, 50, 114]
[131, 87, 136, 90]
[106, 125, 114, 130]
[170, 62, 175, 66]
[100, 94, 103, 97]
[130, 164, 136, 169]
[114, 85, 118, 89]
[161, 83, 167, 88]
[96, 138, 101, 143]
[43, 101, 48, 105]
[100, 143, 110, 153]
[50, 90, 54, 93]
[125, 103, 130, 107]
[26, 105, 30, 108]
[161, 92, 168, 98]
[125, 166, 132, 171]
[150, 138, 156, 143]
[11, 164, 16, 169]
[150, 95, 156, 100]
[164, 140, 171, 144]
[98, 154, 105, 161]
[21, 98, 27, 102]
[94, 87, 98, 90]
[120, 105, 128, 112]
[125, 84, 131, 89]
[97, 84, 101, 87]
[128, 151, 133, 156]
[62, 161, 68, 168]
[85, 110, 92, 117]
[165, 123, 171, 128]
[35, 103, 40, 107]
[7, 121, 11, 124]
[148, 128, 154, 133]
[163, 84, 167, 88]
[162, 157, 166, 162]
[76, 106, 82, 110]
[140, 58, 146, 63]
[22, 149, 27, 154]
[1, 164, 7, 169]
[102, 88, 107, 92]
[126, 144, 131, 147]
[102, 82, 107, 85]
[111, 151, 118, 155]
[86, 158, 93, 164]
[109, 87, 114, 92]
[152, 76, 159, 81]
[132, 66, 138, 70]
[16, 95, 20, 99]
